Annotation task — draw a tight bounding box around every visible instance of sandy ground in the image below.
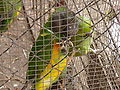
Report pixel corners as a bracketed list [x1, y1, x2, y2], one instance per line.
[0, 11, 34, 89]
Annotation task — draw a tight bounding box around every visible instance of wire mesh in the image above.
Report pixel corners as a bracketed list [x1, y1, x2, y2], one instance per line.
[0, 0, 120, 90]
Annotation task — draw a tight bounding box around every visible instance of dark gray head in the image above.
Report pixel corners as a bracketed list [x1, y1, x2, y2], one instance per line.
[51, 10, 78, 39]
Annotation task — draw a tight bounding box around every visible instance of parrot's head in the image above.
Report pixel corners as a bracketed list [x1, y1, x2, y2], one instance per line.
[52, 10, 78, 40]
[51, 0, 79, 48]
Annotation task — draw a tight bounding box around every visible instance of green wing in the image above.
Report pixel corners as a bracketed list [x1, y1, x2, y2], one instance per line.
[71, 16, 93, 56]
[27, 21, 54, 80]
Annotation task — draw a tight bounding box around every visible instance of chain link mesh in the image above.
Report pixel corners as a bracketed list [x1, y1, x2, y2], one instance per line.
[0, 0, 120, 90]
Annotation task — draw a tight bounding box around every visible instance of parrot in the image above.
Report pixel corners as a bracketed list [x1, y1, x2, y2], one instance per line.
[70, 16, 94, 56]
[27, 0, 77, 89]
[36, 15, 94, 90]
[0, 0, 22, 33]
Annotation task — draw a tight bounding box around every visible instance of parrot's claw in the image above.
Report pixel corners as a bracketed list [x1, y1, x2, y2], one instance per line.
[57, 37, 73, 48]
[56, 38, 74, 55]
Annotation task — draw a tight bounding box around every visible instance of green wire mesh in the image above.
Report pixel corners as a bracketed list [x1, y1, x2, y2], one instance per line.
[0, 0, 120, 90]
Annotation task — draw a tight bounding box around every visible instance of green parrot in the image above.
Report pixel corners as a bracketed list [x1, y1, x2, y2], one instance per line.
[34, 16, 93, 90]
[0, 0, 22, 33]
[70, 16, 94, 56]
[27, 0, 77, 89]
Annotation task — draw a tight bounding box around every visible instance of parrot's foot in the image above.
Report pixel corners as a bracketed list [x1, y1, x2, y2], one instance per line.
[57, 38, 74, 55]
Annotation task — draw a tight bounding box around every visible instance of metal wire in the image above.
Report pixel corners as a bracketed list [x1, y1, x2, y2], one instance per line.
[0, 0, 120, 90]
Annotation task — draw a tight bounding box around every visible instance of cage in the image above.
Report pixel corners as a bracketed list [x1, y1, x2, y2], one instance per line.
[0, 0, 120, 90]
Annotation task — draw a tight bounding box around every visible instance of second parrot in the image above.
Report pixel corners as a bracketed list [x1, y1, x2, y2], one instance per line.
[0, 0, 22, 33]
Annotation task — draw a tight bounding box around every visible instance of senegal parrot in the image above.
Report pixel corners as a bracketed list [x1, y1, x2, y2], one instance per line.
[27, 0, 77, 89]
[0, 0, 22, 33]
